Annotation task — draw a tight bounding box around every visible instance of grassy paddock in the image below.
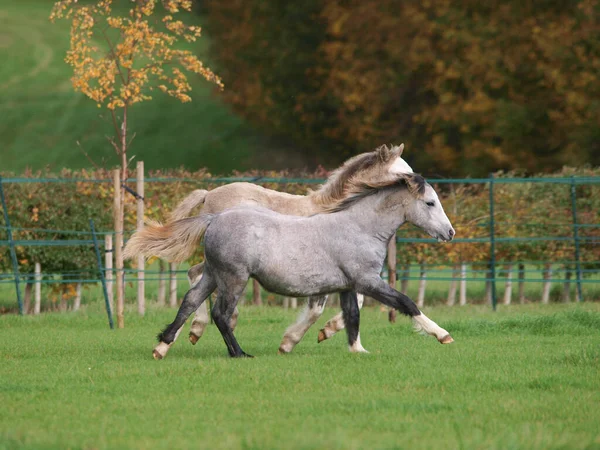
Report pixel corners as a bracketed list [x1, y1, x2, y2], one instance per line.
[1, 303, 599, 449]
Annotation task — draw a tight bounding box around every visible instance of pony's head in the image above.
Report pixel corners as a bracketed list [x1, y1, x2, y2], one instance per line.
[398, 174, 455, 242]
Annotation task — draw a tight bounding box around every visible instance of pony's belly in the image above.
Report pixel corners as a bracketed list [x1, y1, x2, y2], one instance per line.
[254, 267, 347, 298]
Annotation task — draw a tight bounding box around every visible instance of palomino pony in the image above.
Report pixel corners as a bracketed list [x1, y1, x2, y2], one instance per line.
[124, 172, 456, 359]
[150, 144, 415, 359]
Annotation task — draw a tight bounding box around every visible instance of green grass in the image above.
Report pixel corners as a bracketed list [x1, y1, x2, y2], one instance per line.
[1, 303, 599, 449]
[0, 1, 296, 174]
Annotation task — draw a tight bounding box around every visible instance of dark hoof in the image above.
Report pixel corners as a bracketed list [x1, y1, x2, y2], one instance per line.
[278, 347, 290, 355]
[317, 329, 327, 343]
[232, 352, 254, 358]
[189, 333, 200, 345]
[439, 335, 454, 344]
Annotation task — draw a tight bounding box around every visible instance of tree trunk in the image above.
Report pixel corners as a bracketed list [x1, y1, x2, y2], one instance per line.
[290, 297, 297, 309]
[562, 267, 571, 303]
[417, 264, 427, 308]
[459, 263, 467, 306]
[253, 279, 262, 306]
[541, 264, 552, 304]
[518, 263, 526, 304]
[73, 282, 82, 311]
[283, 297, 289, 310]
[503, 264, 513, 305]
[447, 264, 459, 306]
[136, 161, 145, 316]
[113, 169, 124, 328]
[157, 260, 166, 306]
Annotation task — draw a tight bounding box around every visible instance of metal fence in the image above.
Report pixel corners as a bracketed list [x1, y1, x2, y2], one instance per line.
[1, 174, 599, 317]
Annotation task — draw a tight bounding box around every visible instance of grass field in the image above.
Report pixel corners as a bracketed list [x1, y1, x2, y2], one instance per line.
[0, 1, 301, 175]
[1, 302, 599, 449]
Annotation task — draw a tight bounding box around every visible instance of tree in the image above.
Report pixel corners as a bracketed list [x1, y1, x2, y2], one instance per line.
[50, 0, 222, 327]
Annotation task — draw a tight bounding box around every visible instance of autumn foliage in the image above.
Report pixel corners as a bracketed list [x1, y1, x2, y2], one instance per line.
[204, 0, 600, 175]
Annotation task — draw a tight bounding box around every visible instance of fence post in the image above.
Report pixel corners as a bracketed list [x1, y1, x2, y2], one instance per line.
[570, 177, 583, 301]
[0, 177, 23, 315]
[91, 220, 114, 329]
[136, 161, 145, 316]
[34, 262, 41, 315]
[169, 262, 178, 307]
[113, 169, 124, 328]
[488, 174, 497, 311]
[105, 234, 114, 312]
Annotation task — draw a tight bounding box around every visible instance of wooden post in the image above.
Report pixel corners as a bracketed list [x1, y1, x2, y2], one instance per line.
[105, 235, 114, 313]
[417, 263, 427, 308]
[169, 262, 178, 307]
[136, 161, 145, 316]
[518, 263, 526, 304]
[283, 297, 289, 310]
[541, 263, 552, 304]
[562, 266, 571, 302]
[113, 169, 124, 328]
[290, 297, 297, 309]
[503, 264, 513, 305]
[400, 263, 410, 294]
[34, 262, 41, 315]
[253, 279, 262, 306]
[387, 234, 397, 323]
[447, 264, 458, 306]
[157, 260, 166, 306]
[459, 263, 467, 305]
[74, 283, 82, 311]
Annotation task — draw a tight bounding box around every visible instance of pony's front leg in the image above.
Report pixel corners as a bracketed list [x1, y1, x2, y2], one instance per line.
[358, 277, 453, 344]
[340, 291, 368, 353]
[278, 295, 328, 354]
[317, 294, 364, 343]
[154, 271, 217, 360]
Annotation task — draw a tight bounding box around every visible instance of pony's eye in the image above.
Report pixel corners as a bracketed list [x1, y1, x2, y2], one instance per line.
[426, 201, 435, 207]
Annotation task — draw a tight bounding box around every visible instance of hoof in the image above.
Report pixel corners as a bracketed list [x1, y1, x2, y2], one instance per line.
[189, 333, 199, 345]
[278, 347, 290, 355]
[439, 335, 454, 344]
[152, 349, 164, 360]
[317, 329, 326, 343]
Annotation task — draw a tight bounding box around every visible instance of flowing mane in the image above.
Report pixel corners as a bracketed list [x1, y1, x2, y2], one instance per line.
[322, 173, 427, 213]
[310, 144, 408, 211]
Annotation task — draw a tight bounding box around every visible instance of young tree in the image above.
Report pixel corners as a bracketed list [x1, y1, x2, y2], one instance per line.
[51, 0, 223, 327]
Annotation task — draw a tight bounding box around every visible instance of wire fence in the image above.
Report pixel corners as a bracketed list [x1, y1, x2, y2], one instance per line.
[1, 173, 599, 317]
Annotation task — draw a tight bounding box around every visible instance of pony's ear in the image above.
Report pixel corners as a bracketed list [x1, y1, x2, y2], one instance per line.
[376, 144, 392, 162]
[399, 173, 426, 197]
[391, 143, 405, 157]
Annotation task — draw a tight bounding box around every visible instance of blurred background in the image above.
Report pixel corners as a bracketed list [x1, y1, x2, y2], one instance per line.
[2, 0, 599, 176]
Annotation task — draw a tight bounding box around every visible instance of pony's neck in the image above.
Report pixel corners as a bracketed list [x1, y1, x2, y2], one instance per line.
[342, 188, 408, 242]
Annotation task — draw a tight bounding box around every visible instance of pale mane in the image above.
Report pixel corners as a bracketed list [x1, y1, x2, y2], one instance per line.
[310, 145, 405, 212]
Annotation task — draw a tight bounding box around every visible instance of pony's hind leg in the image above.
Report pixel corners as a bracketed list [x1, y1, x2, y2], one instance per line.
[278, 295, 328, 354]
[340, 292, 368, 353]
[211, 281, 250, 358]
[154, 270, 217, 360]
[318, 294, 364, 343]
[186, 266, 240, 345]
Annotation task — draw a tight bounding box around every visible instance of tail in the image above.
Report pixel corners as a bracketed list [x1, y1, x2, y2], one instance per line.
[123, 215, 213, 263]
[169, 189, 208, 221]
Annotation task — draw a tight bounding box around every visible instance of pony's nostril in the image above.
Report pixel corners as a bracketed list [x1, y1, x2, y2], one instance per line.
[449, 229, 455, 238]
